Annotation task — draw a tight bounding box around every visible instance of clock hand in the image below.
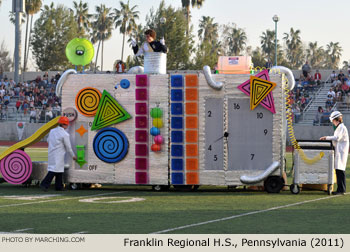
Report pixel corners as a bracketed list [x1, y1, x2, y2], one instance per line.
[214, 132, 229, 143]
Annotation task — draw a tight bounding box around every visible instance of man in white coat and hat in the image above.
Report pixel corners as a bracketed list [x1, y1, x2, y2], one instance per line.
[40, 116, 77, 191]
[320, 111, 349, 195]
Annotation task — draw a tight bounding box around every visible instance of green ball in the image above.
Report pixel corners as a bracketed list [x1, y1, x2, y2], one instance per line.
[150, 108, 163, 118]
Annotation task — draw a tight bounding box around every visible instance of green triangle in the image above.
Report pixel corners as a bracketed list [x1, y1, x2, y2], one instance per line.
[91, 90, 131, 131]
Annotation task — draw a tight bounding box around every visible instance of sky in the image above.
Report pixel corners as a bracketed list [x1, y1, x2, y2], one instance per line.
[1, 0, 350, 71]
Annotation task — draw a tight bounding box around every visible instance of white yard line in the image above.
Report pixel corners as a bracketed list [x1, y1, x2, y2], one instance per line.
[13, 228, 34, 232]
[152, 193, 349, 234]
[0, 228, 34, 234]
[0, 191, 127, 208]
[72, 231, 88, 234]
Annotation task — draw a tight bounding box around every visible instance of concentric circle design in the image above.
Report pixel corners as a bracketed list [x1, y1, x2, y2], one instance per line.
[0, 150, 32, 184]
[120, 79, 130, 89]
[93, 128, 129, 163]
[75, 87, 102, 117]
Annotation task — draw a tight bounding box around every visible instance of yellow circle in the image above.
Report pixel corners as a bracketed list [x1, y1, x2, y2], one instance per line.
[153, 118, 163, 128]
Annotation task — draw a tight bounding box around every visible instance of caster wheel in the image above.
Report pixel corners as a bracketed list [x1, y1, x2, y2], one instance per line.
[290, 183, 300, 194]
[152, 185, 170, 191]
[69, 183, 81, 190]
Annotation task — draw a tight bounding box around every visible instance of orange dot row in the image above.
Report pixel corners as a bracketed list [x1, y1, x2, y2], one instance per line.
[185, 75, 199, 184]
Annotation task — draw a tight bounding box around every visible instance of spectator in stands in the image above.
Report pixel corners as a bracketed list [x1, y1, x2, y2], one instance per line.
[50, 76, 55, 85]
[55, 72, 61, 82]
[38, 105, 46, 123]
[314, 106, 324, 125]
[52, 102, 61, 117]
[292, 104, 301, 123]
[314, 70, 322, 85]
[332, 76, 341, 87]
[3, 93, 10, 108]
[47, 95, 54, 106]
[43, 72, 49, 84]
[0, 86, 5, 97]
[35, 75, 41, 84]
[335, 86, 343, 102]
[9, 79, 15, 88]
[338, 70, 345, 82]
[327, 88, 336, 99]
[15, 99, 21, 112]
[331, 71, 337, 82]
[341, 80, 349, 95]
[27, 93, 35, 107]
[325, 94, 334, 109]
[300, 95, 307, 110]
[45, 105, 53, 122]
[302, 61, 311, 78]
[29, 107, 37, 123]
[19, 88, 25, 99]
[22, 100, 29, 115]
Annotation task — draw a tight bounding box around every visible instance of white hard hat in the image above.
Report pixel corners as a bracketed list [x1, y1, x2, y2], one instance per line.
[329, 111, 342, 122]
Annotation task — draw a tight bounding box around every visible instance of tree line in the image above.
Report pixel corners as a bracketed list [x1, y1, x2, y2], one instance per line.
[0, 0, 347, 72]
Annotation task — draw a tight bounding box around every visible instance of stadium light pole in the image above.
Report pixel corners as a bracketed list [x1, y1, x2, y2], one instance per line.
[13, 0, 24, 83]
[160, 17, 166, 40]
[272, 15, 279, 66]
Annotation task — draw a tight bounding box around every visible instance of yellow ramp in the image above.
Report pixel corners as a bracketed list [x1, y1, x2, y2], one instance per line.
[0, 117, 60, 161]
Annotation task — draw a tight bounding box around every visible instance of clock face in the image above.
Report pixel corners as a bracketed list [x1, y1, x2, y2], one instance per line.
[205, 97, 273, 171]
[227, 98, 273, 171]
[205, 98, 224, 170]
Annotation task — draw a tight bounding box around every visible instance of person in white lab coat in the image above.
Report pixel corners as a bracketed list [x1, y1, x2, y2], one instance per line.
[40, 116, 77, 191]
[320, 111, 349, 195]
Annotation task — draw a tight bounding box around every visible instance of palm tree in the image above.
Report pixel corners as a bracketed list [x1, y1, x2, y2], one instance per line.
[71, 0, 91, 35]
[198, 16, 218, 43]
[326, 42, 342, 69]
[91, 4, 113, 71]
[9, 11, 26, 24]
[127, 23, 143, 46]
[228, 26, 247, 55]
[23, 0, 42, 72]
[306, 42, 324, 69]
[113, 0, 139, 62]
[283, 28, 304, 68]
[260, 29, 275, 61]
[181, 0, 205, 36]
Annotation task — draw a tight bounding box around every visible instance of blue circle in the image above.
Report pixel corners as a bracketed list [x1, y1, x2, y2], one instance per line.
[120, 79, 130, 89]
[150, 127, 160, 136]
[93, 127, 129, 163]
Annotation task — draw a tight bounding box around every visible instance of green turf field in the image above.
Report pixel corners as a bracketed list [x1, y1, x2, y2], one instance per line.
[0, 148, 349, 234]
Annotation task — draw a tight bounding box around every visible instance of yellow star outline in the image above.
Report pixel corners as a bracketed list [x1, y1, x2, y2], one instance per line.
[76, 124, 88, 137]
